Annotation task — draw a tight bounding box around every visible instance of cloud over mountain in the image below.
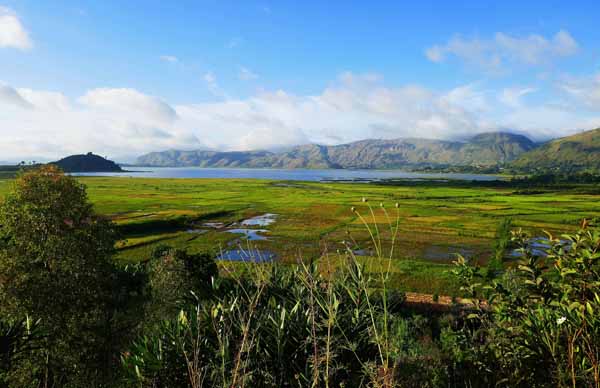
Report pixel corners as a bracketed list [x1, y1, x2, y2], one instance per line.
[1, 72, 599, 162]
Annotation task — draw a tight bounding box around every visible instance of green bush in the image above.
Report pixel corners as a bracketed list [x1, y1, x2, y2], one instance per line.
[452, 227, 600, 387]
[0, 316, 43, 385]
[123, 258, 437, 387]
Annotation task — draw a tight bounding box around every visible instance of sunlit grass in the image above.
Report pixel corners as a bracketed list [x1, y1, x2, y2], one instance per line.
[1, 176, 599, 295]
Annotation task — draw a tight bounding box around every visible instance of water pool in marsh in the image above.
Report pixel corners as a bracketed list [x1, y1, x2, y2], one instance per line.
[225, 228, 270, 241]
[217, 248, 276, 262]
[241, 213, 278, 226]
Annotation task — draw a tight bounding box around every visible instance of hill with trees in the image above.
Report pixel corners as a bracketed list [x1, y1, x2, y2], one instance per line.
[52, 152, 123, 172]
[511, 128, 600, 172]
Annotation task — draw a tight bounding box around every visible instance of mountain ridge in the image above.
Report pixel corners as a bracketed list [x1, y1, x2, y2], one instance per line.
[512, 128, 600, 171]
[137, 131, 537, 169]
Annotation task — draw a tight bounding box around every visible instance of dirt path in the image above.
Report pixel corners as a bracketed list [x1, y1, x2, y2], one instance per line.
[403, 292, 483, 312]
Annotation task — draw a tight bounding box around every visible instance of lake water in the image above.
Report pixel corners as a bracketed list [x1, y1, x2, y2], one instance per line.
[73, 167, 501, 182]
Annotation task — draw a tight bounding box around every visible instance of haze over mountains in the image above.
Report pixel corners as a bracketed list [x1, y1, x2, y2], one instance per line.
[36, 128, 596, 173]
[5, 128, 596, 173]
[137, 131, 538, 169]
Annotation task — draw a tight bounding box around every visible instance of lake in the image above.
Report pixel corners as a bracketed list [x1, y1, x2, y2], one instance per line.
[72, 167, 502, 181]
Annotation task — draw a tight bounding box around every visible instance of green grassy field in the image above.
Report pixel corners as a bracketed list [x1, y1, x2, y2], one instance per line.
[1, 176, 599, 295]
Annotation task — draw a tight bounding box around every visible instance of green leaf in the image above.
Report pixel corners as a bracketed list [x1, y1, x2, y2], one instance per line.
[568, 301, 581, 312]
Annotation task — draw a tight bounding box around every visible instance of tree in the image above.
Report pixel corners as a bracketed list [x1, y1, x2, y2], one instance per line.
[0, 165, 147, 387]
[146, 246, 218, 321]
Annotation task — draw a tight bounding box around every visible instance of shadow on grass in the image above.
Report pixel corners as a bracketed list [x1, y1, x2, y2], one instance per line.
[117, 210, 236, 237]
[117, 234, 182, 253]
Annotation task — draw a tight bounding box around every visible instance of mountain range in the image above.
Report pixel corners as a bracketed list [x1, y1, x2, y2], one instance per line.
[137, 131, 541, 169]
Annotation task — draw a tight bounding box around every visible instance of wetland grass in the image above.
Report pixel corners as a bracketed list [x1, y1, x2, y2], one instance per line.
[0, 176, 598, 296]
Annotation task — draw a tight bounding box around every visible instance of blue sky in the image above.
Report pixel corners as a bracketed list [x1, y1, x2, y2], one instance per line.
[1, 0, 600, 161]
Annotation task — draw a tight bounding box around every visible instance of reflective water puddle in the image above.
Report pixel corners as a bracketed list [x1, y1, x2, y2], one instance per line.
[510, 237, 569, 258]
[241, 213, 278, 227]
[225, 228, 269, 241]
[217, 248, 276, 262]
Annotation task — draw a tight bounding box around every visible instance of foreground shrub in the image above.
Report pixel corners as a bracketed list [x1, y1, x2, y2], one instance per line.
[0, 316, 43, 385]
[146, 245, 218, 322]
[0, 166, 149, 387]
[123, 256, 452, 387]
[452, 225, 600, 387]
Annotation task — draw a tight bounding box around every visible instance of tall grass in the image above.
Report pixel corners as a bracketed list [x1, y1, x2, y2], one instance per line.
[123, 200, 454, 387]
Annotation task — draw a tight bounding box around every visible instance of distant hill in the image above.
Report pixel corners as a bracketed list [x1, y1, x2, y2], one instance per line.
[137, 132, 536, 169]
[52, 153, 123, 172]
[137, 150, 273, 168]
[511, 128, 600, 171]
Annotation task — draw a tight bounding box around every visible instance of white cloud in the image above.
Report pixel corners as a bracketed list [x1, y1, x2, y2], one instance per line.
[426, 30, 578, 71]
[160, 55, 178, 63]
[441, 84, 489, 113]
[79, 88, 178, 123]
[495, 30, 578, 64]
[0, 82, 33, 108]
[0, 86, 199, 161]
[0, 6, 32, 50]
[239, 66, 259, 81]
[177, 73, 494, 150]
[559, 73, 600, 111]
[500, 104, 600, 139]
[552, 30, 579, 56]
[499, 87, 537, 108]
[494, 81, 600, 139]
[424, 45, 444, 62]
[202, 72, 228, 98]
[1, 72, 599, 162]
[238, 126, 308, 150]
[17, 88, 72, 111]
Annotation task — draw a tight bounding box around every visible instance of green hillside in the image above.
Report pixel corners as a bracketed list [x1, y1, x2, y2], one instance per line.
[512, 128, 600, 171]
